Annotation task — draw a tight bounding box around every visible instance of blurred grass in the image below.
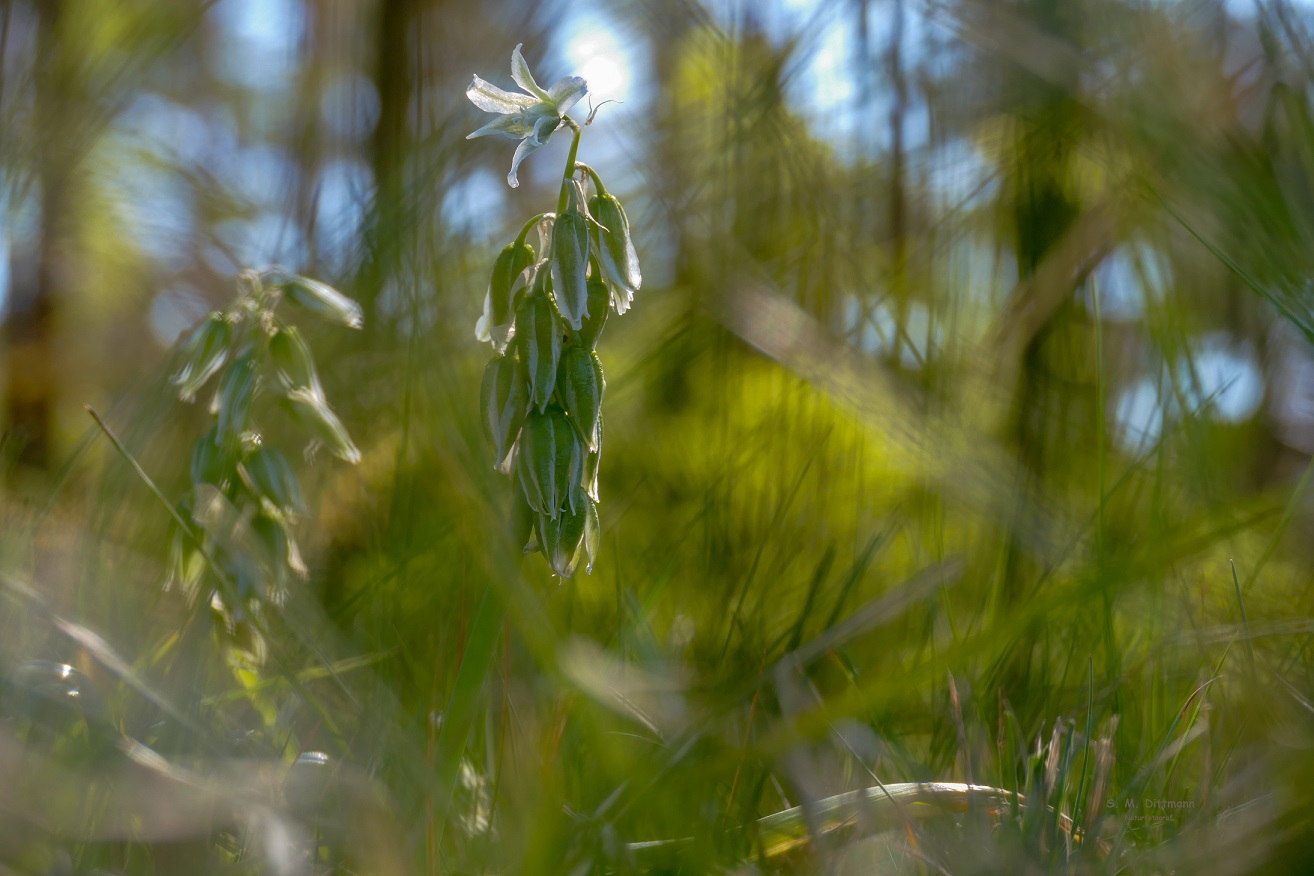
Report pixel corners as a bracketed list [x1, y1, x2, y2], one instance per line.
[4, 0, 1314, 873]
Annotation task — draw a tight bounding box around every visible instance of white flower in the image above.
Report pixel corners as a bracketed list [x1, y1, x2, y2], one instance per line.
[466, 44, 587, 189]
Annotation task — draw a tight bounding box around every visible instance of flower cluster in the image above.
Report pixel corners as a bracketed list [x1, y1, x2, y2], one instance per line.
[468, 45, 642, 577]
[168, 269, 361, 650]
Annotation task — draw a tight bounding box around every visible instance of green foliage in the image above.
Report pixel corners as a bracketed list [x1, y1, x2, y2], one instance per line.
[8, 6, 1314, 876]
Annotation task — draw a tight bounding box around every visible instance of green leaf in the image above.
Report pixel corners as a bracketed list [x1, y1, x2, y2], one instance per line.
[282, 276, 364, 329]
[172, 312, 232, 402]
[515, 291, 562, 413]
[215, 354, 259, 438]
[551, 211, 591, 330]
[590, 193, 641, 307]
[516, 406, 583, 518]
[555, 346, 604, 451]
[480, 353, 530, 471]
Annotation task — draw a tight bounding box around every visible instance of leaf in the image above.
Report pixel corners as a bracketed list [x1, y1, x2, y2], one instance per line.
[590, 193, 641, 300]
[172, 312, 232, 402]
[551, 210, 591, 330]
[516, 407, 584, 518]
[281, 276, 364, 329]
[515, 290, 562, 412]
[555, 346, 604, 451]
[480, 353, 530, 470]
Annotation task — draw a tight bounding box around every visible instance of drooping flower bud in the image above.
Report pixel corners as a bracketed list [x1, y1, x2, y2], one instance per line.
[281, 276, 364, 330]
[269, 324, 322, 394]
[556, 346, 604, 451]
[551, 209, 591, 330]
[172, 313, 232, 402]
[589, 193, 641, 310]
[515, 289, 562, 413]
[480, 353, 530, 471]
[484, 242, 537, 351]
[243, 444, 305, 520]
[284, 388, 361, 464]
[215, 354, 259, 438]
[516, 406, 584, 518]
[573, 275, 610, 349]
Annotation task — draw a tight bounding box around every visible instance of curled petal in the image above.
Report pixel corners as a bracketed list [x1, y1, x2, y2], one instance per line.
[510, 44, 550, 101]
[507, 136, 545, 188]
[467, 75, 536, 114]
[548, 76, 588, 115]
[531, 114, 561, 145]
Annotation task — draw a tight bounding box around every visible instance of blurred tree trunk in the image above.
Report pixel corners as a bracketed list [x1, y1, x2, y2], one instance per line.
[5, 0, 72, 472]
[363, 0, 416, 329]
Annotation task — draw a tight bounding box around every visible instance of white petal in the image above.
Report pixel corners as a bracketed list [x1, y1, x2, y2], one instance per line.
[467, 113, 536, 140]
[507, 136, 544, 189]
[510, 44, 550, 101]
[467, 75, 536, 113]
[475, 288, 493, 342]
[530, 114, 561, 145]
[548, 76, 588, 115]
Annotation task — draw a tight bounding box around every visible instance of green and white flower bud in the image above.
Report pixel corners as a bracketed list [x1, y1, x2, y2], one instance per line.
[537, 493, 599, 577]
[284, 388, 361, 464]
[512, 488, 539, 554]
[269, 324, 322, 394]
[172, 312, 232, 402]
[485, 242, 536, 352]
[551, 210, 591, 330]
[242, 444, 305, 520]
[589, 193, 641, 309]
[516, 406, 584, 518]
[281, 276, 364, 330]
[556, 346, 604, 451]
[573, 275, 610, 349]
[515, 289, 562, 413]
[480, 353, 530, 471]
[191, 426, 235, 488]
[583, 413, 602, 503]
[215, 355, 259, 438]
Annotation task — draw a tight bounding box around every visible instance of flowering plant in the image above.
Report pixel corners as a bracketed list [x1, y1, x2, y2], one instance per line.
[467, 45, 642, 577]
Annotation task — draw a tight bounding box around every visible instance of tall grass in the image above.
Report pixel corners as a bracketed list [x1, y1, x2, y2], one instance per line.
[3, 0, 1314, 873]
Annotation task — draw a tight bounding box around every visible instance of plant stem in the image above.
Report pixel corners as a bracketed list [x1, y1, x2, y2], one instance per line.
[557, 119, 583, 215]
[514, 212, 551, 249]
[431, 581, 505, 848]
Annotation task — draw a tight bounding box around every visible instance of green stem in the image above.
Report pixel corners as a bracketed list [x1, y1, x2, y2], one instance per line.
[514, 212, 551, 249]
[556, 119, 583, 215]
[431, 583, 505, 848]
[575, 162, 607, 197]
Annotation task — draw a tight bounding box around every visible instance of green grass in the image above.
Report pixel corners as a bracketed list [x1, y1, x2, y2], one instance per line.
[5, 0, 1314, 873]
